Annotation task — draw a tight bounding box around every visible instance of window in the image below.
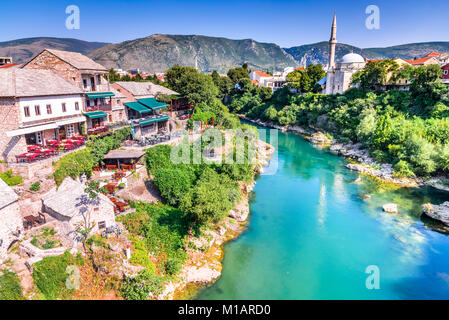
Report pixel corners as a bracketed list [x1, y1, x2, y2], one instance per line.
[97, 75, 101, 83]
[24, 106, 30, 117]
[66, 124, 75, 137]
[83, 79, 88, 89]
[62, 103, 66, 113]
[444, 70, 448, 75]
[35, 105, 41, 116]
[98, 221, 106, 229]
[75, 102, 79, 111]
[46, 104, 52, 114]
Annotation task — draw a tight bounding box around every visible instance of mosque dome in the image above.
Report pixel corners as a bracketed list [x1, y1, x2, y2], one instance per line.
[339, 53, 365, 64]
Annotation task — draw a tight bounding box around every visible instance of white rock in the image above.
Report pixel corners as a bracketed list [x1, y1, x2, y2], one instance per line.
[383, 203, 398, 213]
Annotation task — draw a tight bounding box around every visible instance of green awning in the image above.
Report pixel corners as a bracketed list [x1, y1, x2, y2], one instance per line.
[86, 92, 115, 99]
[84, 111, 107, 119]
[124, 102, 152, 114]
[139, 116, 170, 126]
[137, 98, 168, 110]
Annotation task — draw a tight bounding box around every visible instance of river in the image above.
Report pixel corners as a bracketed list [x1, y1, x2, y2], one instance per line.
[196, 128, 449, 299]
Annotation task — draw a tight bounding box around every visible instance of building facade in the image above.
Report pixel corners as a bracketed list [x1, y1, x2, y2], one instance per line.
[0, 69, 85, 162]
[22, 49, 127, 128]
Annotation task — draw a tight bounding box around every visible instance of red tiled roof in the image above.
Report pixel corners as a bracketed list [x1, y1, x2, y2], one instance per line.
[296, 67, 305, 70]
[409, 57, 433, 65]
[0, 63, 22, 69]
[251, 80, 259, 84]
[424, 52, 441, 57]
[254, 70, 271, 77]
[367, 59, 384, 63]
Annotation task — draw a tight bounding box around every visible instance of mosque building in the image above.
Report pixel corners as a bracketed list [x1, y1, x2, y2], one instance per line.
[325, 13, 366, 95]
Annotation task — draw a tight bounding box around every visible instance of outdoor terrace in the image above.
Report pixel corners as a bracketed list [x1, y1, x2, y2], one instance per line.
[15, 135, 87, 163]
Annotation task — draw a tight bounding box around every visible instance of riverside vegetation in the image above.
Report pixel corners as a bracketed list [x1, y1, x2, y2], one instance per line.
[219, 61, 449, 180]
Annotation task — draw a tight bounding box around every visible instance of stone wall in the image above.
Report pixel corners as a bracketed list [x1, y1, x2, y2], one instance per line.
[0, 201, 22, 262]
[0, 98, 27, 163]
[19, 240, 66, 261]
[23, 50, 83, 89]
[0, 146, 86, 180]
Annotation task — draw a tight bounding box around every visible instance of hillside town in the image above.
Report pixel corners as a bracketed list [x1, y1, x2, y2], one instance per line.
[2, 4, 449, 302]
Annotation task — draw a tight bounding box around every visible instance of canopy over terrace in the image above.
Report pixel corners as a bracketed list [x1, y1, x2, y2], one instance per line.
[124, 102, 152, 114]
[137, 98, 168, 111]
[102, 149, 145, 170]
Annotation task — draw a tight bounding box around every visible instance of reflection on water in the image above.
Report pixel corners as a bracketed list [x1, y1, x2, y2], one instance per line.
[197, 129, 449, 300]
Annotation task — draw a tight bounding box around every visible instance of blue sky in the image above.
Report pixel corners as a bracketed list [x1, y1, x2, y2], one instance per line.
[1, 0, 449, 48]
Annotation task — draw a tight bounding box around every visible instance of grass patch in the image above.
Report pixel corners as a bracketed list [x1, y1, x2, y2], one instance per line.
[0, 270, 24, 300]
[32, 251, 84, 300]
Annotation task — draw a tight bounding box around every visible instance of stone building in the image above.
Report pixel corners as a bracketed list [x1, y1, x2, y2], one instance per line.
[325, 13, 366, 95]
[22, 49, 127, 128]
[42, 178, 116, 247]
[0, 178, 22, 262]
[0, 69, 85, 162]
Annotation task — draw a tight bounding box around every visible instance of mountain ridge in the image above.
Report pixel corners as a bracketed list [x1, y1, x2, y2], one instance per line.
[87, 34, 299, 73]
[0, 37, 109, 63]
[2, 35, 449, 72]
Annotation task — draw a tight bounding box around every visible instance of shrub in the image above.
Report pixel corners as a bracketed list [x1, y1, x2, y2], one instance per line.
[30, 182, 41, 192]
[152, 167, 196, 206]
[0, 170, 23, 186]
[144, 145, 173, 172]
[393, 161, 416, 178]
[120, 269, 163, 300]
[181, 168, 240, 225]
[164, 258, 182, 275]
[32, 251, 83, 300]
[0, 270, 24, 300]
[53, 149, 94, 186]
[129, 236, 156, 274]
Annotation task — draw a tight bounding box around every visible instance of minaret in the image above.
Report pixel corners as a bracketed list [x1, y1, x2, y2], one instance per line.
[328, 12, 337, 70]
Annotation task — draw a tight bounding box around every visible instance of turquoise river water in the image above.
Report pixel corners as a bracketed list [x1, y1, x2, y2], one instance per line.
[197, 128, 449, 299]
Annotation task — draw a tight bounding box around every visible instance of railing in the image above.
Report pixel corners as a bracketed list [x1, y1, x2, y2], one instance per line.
[87, 125, 109, 135]
[85, 104, 112, 112]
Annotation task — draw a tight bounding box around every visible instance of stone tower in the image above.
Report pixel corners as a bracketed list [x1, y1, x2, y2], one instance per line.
[328, 12, 337, 70]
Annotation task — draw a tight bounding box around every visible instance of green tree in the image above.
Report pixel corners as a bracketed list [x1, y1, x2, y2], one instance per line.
[165, 65, 218, 105]
[352, 60, 399, 90]
[371, 113, 394, 150]
[227, 65, 250, 83]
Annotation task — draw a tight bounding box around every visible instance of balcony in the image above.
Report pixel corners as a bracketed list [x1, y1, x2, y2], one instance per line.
[85, 104, 112, 112]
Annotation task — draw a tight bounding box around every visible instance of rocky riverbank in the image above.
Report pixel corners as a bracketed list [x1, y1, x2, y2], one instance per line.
[238, 115, 449, 192]
[157, 139, 275, 300]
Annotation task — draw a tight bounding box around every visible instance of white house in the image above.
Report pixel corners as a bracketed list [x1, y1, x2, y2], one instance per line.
[0, 69, 85, 162]
[249, 70, 287, 91]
